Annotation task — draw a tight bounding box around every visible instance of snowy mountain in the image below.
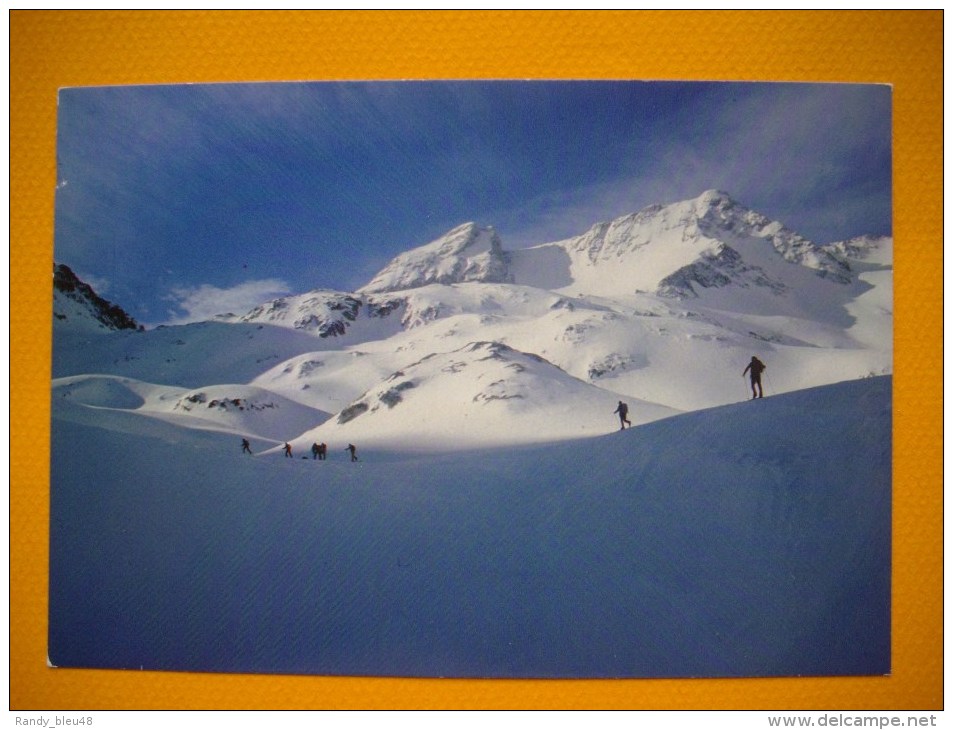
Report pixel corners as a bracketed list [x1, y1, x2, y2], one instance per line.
[53, 263, 141, 333]
[51, 190, 893, 449]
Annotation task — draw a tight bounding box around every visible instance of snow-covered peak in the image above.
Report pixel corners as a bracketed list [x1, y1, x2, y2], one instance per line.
[687, 192, 851, 282]
[510, 191, 852, 300]
[694, 188, 734, 210]
[358, 222, 512, 294]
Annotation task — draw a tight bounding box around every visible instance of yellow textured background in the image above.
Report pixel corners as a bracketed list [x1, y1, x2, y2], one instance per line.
[11, 11, 942, 710]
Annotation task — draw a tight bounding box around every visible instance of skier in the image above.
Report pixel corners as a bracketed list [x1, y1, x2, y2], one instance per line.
[742, 356, 767, 399]
[241, 438, 252, 455]
[318, 443, 328, 461]
[614, 400, 632, 430]
[311, 443, 320, 460]
[346, 444, 358, 462]
[284, 442, 293, 458]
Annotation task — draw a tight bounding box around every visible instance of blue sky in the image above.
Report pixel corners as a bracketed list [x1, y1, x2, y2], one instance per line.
[54, 80, 892, 327]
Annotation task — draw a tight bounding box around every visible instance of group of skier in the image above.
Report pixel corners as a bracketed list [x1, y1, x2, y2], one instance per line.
[612, 355, 767, 431]
[242, 438, 359, 462]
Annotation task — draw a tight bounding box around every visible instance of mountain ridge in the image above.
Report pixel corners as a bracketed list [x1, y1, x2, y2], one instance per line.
[52, 190, 892, 450]
[53, 263, 142, 333]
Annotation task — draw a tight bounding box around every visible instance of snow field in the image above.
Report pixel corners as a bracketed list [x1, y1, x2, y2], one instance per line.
[49, 376, 891, 678]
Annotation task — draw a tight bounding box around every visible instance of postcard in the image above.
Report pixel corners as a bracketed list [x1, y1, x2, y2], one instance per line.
[49, 80, 892, 678]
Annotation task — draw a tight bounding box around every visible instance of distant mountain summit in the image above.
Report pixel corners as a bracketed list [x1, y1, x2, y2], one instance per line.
[358, 222, 512, 294]
[510, 190, 853, 300]
[53, 263, 141, 333]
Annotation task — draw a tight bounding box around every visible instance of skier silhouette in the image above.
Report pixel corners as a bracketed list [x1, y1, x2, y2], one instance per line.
[614, 401, 632, 430]
[284, 442, 293, 458]
[241, 438, 252, 454]
[346, 444, 358, 462]
[311, 443, 320, 460]
[743, 356, 766, 399]
[318, 443, 328, 460]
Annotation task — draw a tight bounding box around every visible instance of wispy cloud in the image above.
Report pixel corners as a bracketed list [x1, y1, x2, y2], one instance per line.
[161, 278, 292, 326]
[499, 83, 891, 249]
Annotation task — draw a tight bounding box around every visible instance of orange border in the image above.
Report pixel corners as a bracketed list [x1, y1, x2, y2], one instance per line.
[11, 10, 942, 709]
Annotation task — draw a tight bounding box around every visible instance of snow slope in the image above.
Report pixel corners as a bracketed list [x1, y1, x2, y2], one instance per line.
[52, 374, 330, 442]
[291, 341, 677, 452]
[48, 376, 891, 678]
